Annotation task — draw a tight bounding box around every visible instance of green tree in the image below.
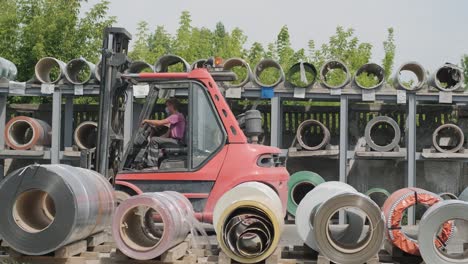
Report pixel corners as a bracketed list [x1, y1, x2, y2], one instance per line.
[382, 27, 396, 82]
[276, 25, 295, 70]
[247, 42, 265, 67]
[173, 11, 193, 61]
[129, 21, 152, 61]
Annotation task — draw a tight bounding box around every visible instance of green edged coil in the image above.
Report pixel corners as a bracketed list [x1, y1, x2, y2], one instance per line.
[365, 187, 391, 207]
[287, 171, 325, 216]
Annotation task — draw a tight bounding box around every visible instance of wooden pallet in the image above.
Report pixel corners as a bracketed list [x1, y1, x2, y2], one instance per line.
[0, 232, 110, 264]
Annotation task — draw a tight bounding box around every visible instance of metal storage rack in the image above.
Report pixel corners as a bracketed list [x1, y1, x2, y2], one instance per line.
[1, 79, 467, 222]
[0, 81, 100, 176]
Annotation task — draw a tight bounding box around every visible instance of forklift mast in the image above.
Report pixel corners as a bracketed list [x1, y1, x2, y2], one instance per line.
[96, 27, 132, 179]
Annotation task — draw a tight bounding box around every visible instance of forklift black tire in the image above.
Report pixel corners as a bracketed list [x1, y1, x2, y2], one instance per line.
[115, 190, 132, 205]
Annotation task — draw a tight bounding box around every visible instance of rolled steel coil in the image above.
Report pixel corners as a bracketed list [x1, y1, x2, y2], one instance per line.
[353, 63, 385, 90]
[213, 182, 284, 263]
[393, 62, 426, 91]
[221, 58, 253, 88]
[419, 200, 468, 264]
[296, 181, 383, 263]
[459, 187, 468, 202]
[365, 188, 391, 207]
[0, 57, 17, 80]
[382, 187, 453, 255]
[438, 192, 458, 200]
[35, 57, 66, 84]
[113, 191, 194, 260]
[285, 62, 317, 88]
[432, 124, 464, 153]
[319, 60, 350, 89]
[128, 60, 154, 73]
[154, 55, 191, 73]
[296, 119, 331, 151]
[287, 171, 325, 216]
[4, 116, 51, 150]
[0, 164, 114, 255]
[64, 58, 96, 85]
[429, 63, 465, 92]
[364, 116, 401, 152]
[313, 192, 384, 264]
[74, 121, 98, 150]
[253, 59, 285, 88]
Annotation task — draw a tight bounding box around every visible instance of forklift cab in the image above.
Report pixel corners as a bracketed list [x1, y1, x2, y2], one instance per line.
[115, 69, 289, 222]
[121, 81, 225, 172]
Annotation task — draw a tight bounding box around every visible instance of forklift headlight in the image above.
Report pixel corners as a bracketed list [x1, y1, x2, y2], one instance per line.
[257, 154, 284, 167]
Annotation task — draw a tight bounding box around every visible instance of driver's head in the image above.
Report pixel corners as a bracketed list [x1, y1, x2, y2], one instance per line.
[165, 98, 180, 114]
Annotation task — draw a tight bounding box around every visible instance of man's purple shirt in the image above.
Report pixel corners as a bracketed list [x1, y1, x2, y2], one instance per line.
[167, 112, 185, 140]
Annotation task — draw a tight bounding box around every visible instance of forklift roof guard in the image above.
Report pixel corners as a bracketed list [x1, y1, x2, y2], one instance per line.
[121, 69, 237, 82]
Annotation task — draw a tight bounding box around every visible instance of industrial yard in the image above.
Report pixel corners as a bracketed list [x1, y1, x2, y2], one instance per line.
[1, 1, 468, 264]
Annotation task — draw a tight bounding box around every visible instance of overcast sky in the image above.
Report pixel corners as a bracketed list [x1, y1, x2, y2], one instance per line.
[82, 0, 468, 72]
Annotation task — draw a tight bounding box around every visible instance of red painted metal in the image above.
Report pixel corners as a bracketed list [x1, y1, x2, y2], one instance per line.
[116, 69, 289, 223]
[115, 180, 143, 195]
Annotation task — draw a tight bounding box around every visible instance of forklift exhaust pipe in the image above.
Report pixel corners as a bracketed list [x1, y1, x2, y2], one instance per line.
[429, 63, 465, 91]
[113, 192, 200, 260]
[364, 116, 401, 152]
[74, 121, 98, 150]
[35, 57, 67, 84]
[128, 61, 154, 73]
[64, 58, 96, 85]
[296, 119, 331, 151]
[432, 123, 464, 153]
[0, 57, 18, 80]
[4, 116, 51, 150]
[213, 182, 284, 263]
[353, 63, 385, 90]
[154, 55, 191, 73]
[253, 59, 285, 88]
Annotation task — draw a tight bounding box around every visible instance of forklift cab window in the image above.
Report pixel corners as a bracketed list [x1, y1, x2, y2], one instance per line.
[190, 85, 225, 168]
[122, 82, 225, 172]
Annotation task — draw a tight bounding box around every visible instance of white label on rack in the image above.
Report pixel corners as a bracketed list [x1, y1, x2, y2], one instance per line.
[225, 88, 242, 98]
[293, 87, 306, 98]
[439, 91, 452, 104]
[397, 90, 406, 104]
[330, 88, 342, 95]
[362, 89, 376, 101]
[74, 85, 84, 95]
[41, 83, 55, 94]
[9, 81, 26, 94]
[133, 84, 150, 98]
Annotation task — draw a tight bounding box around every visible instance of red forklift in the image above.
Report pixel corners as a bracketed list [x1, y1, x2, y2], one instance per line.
[95, 28, 288, 223]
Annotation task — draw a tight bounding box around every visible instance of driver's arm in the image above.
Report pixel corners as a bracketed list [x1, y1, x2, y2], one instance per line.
[142, 118, 170, 127]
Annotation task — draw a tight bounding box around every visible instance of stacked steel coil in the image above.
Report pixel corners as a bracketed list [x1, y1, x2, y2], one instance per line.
[74, 121, 98, 150]
[382, 187, 454, 255]
[213, 182, 284, 263]
[4, 116, 51, 150]
[112, 191, 196, 260]
[364, 116, 401, 152]
[296, 181, 384, 264]
[287, 171, 325, 216]
[296, 119, 331, 151]
[418, 200, 468, 264]
[0, 164, 114, 255]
